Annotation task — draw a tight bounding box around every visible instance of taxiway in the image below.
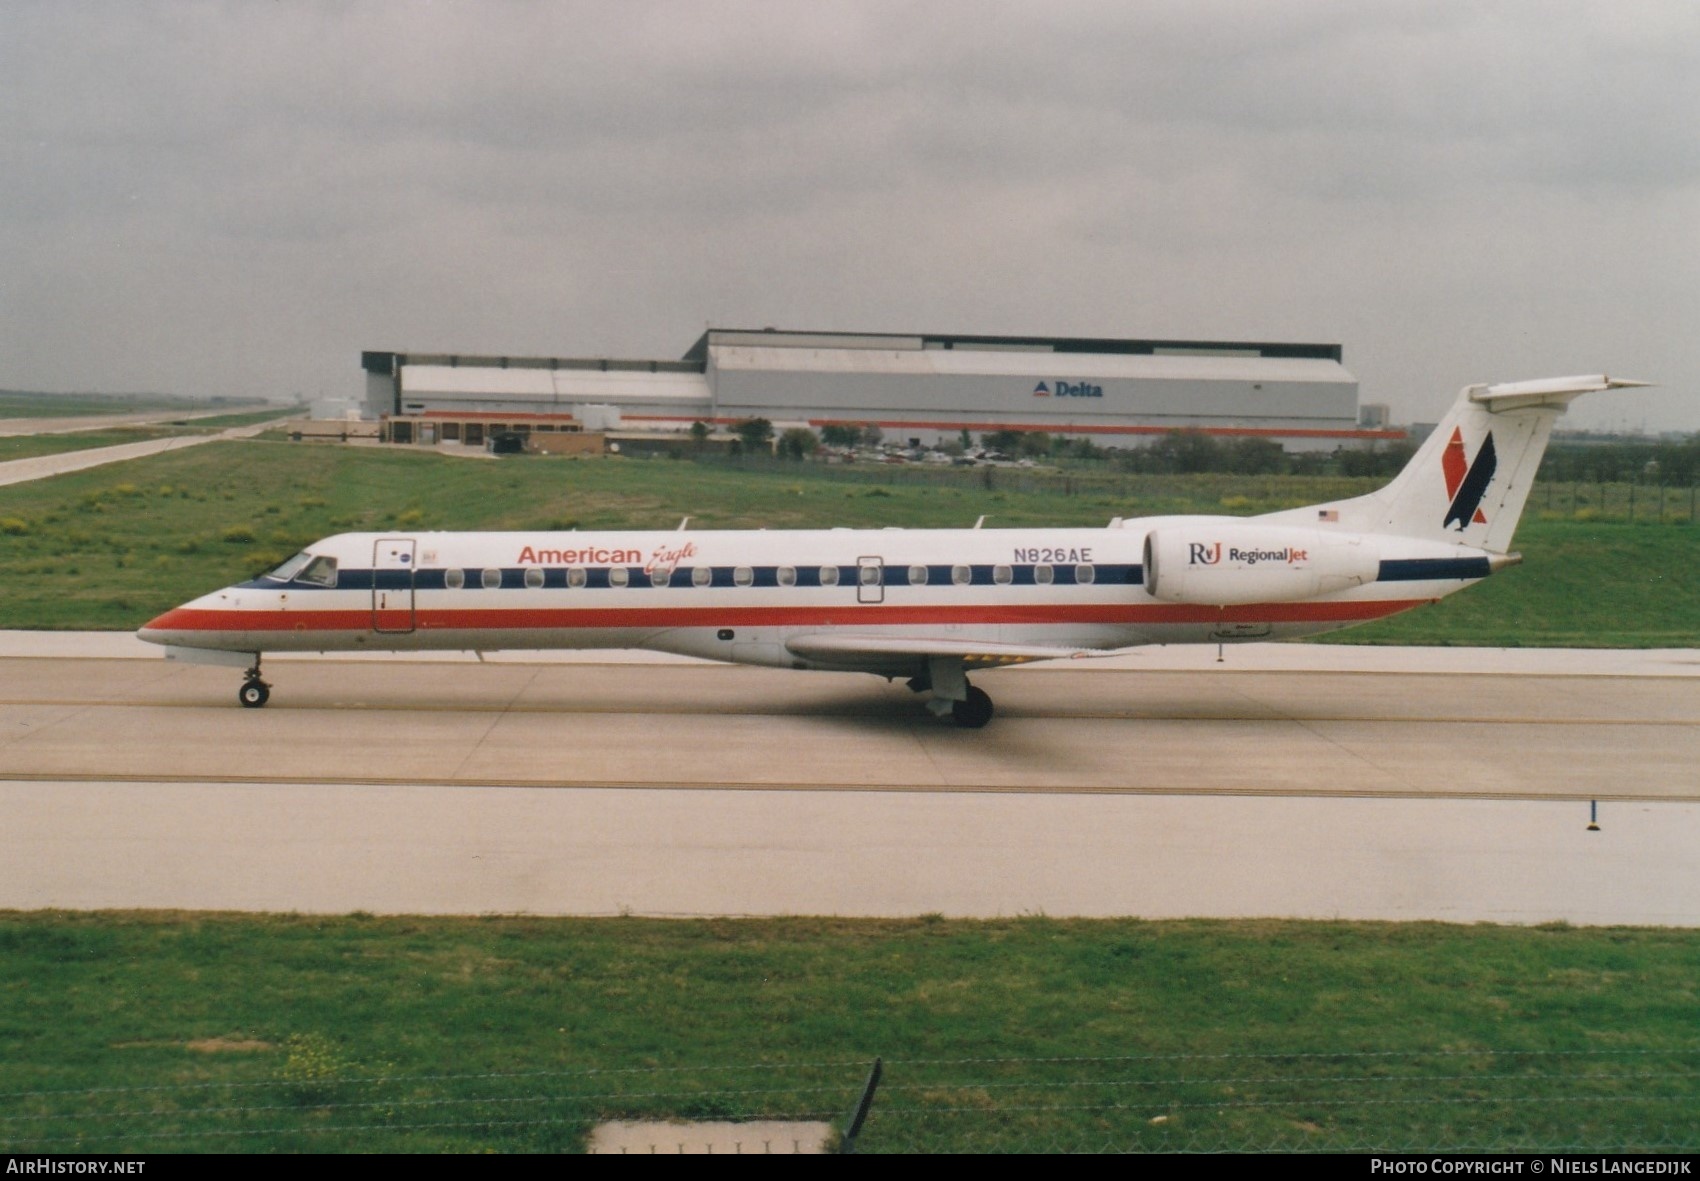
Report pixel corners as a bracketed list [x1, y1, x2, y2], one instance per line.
[2, 641, 1696, 923]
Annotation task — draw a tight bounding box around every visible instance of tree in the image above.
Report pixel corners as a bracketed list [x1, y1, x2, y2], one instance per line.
[820, 424, 861, 448]
[859, 424, 883, 448]
[983, 429, 1024, 456]
[688, 421, 710, 450]
[778, 427, 820, 460]
[1151, 429, 1221, 473]
[1224, 437, 1288, 475]
[734, 418, 774, 452]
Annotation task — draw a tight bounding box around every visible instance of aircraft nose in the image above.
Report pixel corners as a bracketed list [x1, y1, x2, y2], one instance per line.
[137, 604, 195, 645]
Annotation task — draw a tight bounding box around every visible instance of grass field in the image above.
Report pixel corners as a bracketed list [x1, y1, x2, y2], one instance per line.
[1, 912, 1695, 1154]
[0, 440, 1694, 642]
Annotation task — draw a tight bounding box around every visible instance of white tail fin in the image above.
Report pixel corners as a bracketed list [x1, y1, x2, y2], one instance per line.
[1262, 375, 1651, 551]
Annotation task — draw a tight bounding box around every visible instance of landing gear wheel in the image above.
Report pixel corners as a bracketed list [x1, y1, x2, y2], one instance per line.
[950, 685, 994, 729]
[239, 680, 270, 708]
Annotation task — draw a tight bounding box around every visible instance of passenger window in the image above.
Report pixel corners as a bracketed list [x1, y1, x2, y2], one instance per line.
[951, 564, 971, 585]
[444, 568, 465, 590]
[734, 566, 754, 587]
[298, 556, 338, 587]
[820, 565, 840, 587]
[858, 565, 880, 586]
[1034, 563, 1054, 585]
[650, 568, 669, 587]
[525, 568, 544, 589]
[567, 567, 586, 589]
[609, 567, 630, 587]
[691, 566, 711, 588]
[1076, 563, 1095, 585]
[908, 564, 928, 586]
[777, 566, 797, 587]
[993, 564, 1013, 585]
[481, 568, 502, 590]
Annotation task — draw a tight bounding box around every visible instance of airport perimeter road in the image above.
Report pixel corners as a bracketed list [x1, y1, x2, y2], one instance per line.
[2, 648, 1697, 922]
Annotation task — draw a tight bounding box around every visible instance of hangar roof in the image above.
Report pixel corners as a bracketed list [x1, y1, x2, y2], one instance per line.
[683, 328, 1343, 363]
[708, 345, 1353, 386]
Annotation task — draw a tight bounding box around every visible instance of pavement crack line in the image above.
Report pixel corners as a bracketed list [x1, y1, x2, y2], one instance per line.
[1287, 715, 1425, 793]
[444, 666, 543, 781]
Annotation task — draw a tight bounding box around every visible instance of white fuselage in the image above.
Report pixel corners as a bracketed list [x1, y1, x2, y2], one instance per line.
[137, 520, 1475, 675]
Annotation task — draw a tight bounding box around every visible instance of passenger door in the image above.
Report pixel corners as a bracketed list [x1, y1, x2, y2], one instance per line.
[372, 538, 417, 633]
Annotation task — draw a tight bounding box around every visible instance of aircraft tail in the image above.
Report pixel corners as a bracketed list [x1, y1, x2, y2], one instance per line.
[1264, 375, 1650, 552]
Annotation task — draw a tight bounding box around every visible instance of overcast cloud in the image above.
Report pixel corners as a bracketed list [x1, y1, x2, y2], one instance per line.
[3, 0, 1696, 430]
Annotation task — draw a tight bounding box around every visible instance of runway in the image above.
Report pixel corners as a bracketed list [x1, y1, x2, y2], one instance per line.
[2, 642, 1697, 922]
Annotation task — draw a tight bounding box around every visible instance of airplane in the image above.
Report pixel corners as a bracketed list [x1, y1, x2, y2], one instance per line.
[138, 374, 1647, 727]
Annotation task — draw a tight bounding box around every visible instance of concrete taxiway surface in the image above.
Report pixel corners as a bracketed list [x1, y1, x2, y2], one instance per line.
[2, 639, 1697, 923]
[0, 418, 284, 487]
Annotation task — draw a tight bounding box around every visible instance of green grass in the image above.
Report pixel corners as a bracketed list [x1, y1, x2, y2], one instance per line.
[1, 447, 1694, 1154]
[0, 441, 1693, 643]
[1328, 520, 1700, 647]
[0, 912, 1695, 1153]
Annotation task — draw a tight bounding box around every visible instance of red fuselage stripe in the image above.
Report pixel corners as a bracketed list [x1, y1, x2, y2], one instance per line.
[144, 599, 1424, 634]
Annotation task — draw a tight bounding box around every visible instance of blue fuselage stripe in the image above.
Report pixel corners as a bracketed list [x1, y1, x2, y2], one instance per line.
[1376, 557, 1491, 582]
[247, 563, 1146, 592]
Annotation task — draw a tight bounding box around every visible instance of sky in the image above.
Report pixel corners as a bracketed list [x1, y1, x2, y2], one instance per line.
[3, 0, 1697, 432]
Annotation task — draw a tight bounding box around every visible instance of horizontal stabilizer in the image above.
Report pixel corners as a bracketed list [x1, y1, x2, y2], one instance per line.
[1469, 375, 1652, 413]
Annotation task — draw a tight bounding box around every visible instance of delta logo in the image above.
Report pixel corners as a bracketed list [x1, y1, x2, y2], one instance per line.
[1188, 543, 1309, 566]
[1032, 381, 1103, 398]
[1441, 427, 1497, 530]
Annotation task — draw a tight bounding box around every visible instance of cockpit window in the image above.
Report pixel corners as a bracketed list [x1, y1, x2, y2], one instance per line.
[297, 555, 339, 587]
[264, 552, 313, 582]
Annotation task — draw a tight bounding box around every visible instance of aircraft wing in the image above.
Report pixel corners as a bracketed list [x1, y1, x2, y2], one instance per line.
[784, 633, 1105, 670]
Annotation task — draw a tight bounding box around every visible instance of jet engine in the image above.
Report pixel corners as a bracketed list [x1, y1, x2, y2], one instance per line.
[1143, 525, 1380, 606]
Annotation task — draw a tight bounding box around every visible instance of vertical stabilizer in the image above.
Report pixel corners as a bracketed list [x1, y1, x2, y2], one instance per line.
[1261, 376, 1650, 550]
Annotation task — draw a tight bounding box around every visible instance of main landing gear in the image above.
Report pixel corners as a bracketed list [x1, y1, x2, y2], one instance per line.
[238, 659, 271, 708]
[950, 685, 994, 729]
[912, 657, 996, 729]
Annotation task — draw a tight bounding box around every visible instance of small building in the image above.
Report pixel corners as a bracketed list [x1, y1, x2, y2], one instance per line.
[379, 410, 601, 455]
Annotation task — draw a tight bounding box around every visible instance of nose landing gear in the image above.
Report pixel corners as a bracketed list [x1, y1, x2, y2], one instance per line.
[239, 661, 271, 708]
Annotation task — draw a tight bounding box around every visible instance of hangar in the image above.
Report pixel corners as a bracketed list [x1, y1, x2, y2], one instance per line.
[361, 328, 1397, 450]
